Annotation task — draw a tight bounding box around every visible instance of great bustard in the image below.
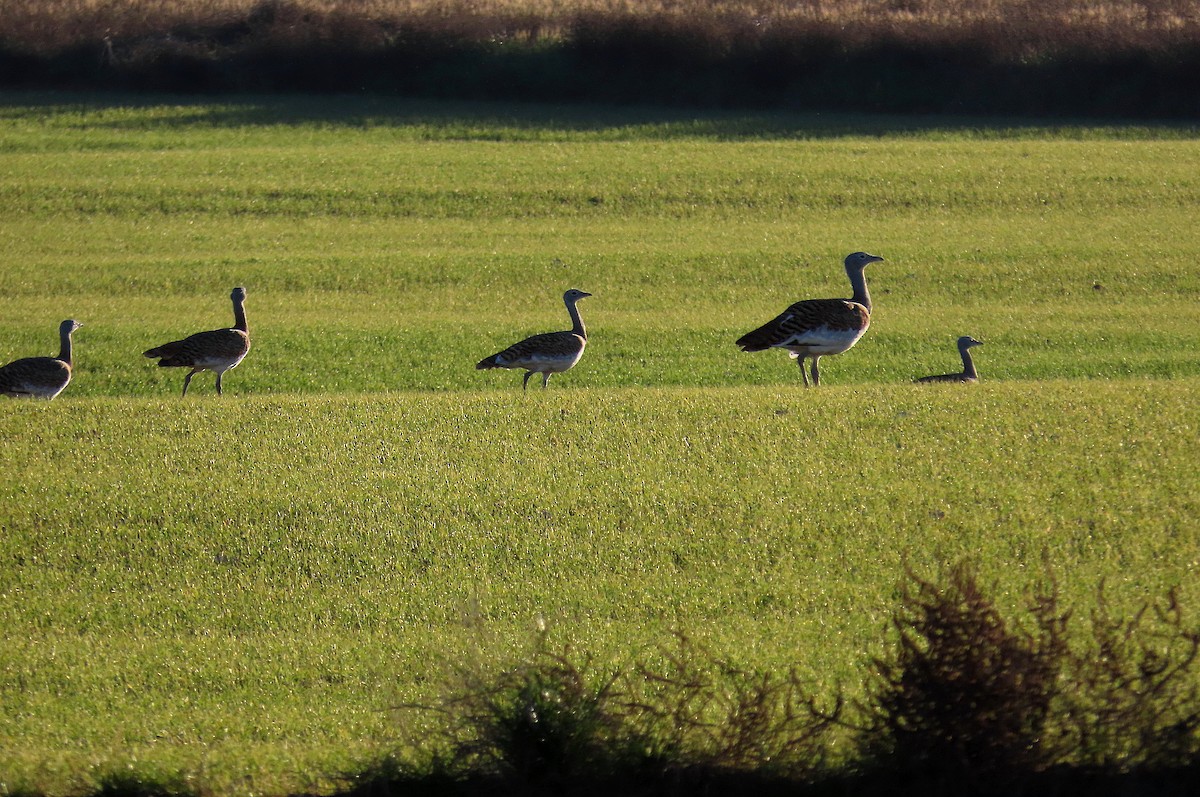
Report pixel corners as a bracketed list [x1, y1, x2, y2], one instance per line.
[736, 252, 884, 386]
[916, 336, 984, 383]
[0, 319, 82, 399]
[144, 287, 250, 396]
[477, 289, 592, 390]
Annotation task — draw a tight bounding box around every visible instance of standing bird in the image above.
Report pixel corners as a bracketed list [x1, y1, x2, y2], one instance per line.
[0, 319, 83, 399]
[477, 289, 592, 390]
[916, 336, 984, 383]
[736, 251, 884, 386]
[144, 287, 250, 397]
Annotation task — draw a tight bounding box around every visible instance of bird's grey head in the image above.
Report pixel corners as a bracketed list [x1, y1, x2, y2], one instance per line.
[231, 287, 247, 302]
[60, 319, 82, 334]
[844, 252, 884, 271]
[564, 288, 592, 302]
[959, 336, 984, 349]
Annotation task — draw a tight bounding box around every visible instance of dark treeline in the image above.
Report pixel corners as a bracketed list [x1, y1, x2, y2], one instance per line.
[2, 0, 1199, 118]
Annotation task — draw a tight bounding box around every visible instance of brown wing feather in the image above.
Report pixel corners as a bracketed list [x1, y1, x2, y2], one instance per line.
[737, 299, 869, 351]
[144, 329, 249, 367]
[0, 357, 71, 396]
[477, 331, 584, 369]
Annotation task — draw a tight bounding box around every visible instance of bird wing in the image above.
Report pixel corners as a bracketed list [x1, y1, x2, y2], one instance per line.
[0, 357, 71, 396]
[737, 299, 869, 351]
[479, 331, 585, 370]
[145, 329, 249, 365]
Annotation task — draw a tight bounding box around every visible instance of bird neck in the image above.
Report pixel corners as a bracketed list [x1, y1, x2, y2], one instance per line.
[960, 347, 977, 379]
[847, 266, 871, 313]
[57, 327, 74, 366]
[232, 297, 248, 333]
[566, 297, 586, 339]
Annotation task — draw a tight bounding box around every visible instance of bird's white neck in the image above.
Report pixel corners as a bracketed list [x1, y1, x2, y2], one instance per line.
[847, 266, 871, 313]
[566, 297, 586, 339]
[57, 326, 74, 366]
[232, 296, 248, 333]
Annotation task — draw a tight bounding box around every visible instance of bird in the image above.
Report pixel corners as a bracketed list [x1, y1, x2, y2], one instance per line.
[915, 336, 984, 383]
[477, 289, 592, 390]
[736, 251, 884, 386]
[143, 287, 250, 396]
[0, 319, 83, 399]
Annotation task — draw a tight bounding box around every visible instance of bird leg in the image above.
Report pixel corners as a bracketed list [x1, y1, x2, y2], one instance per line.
[215, 371, 224, 396]
[522, 371, 534, 391]
[182, 369, 198, 397]
[810, 356, 821, 387]
[797, 356, 810, 388]
[541, 372, 551, 389]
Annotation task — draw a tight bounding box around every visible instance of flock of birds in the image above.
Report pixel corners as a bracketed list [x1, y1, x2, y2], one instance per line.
[0, 287, 251, 399]
[0, 252, 985, 399]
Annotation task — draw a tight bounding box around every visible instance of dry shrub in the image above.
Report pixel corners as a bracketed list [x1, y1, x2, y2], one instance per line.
[859, 561, 1070, 787]
[859, 561, 1200, 791]
[392, 624, 839, 791]
[1065, 585, 1200, 771]
[620, 630, 841, 779]
[414, 638, 626, 784]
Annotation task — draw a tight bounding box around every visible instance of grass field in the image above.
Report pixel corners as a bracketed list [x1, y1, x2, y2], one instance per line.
[1, 93, 1199, 795]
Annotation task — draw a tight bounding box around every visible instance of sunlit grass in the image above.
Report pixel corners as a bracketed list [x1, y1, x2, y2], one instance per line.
[1, 384, 1198, 793]
[1, 95, 1199, 796]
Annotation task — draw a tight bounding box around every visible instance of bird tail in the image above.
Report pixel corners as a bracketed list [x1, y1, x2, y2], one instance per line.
[143, 340, 185, 364]
[735, 324, 776, 352]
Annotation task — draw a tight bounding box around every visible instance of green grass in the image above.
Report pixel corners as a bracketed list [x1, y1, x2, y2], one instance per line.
[1, 94, 1199, 795]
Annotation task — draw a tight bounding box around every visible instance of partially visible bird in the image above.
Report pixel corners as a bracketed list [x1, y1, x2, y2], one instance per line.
[0, 319, 83, 399]
[736, 251, 884, 386]
[477, 289, 592, 390]
[916, 336, 984, 383]
[144, 287, 250, 396]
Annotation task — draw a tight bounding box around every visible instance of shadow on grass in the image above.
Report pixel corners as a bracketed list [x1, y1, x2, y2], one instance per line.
[2, 91, 1199, 141]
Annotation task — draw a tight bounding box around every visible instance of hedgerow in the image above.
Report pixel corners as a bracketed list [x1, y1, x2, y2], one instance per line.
[3, 0, 1199, 116]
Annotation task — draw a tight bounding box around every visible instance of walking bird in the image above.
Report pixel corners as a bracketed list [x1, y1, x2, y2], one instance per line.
[916, 336, 984, 383]
[0, 319, 82, 399]
[477, 289, 592, 390]
[736, 252, 884, 386]
[144, 287, 250, 396]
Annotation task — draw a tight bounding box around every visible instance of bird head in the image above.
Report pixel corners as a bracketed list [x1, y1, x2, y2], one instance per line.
[564, 289, 592, 302]
[844, 252, 884, 272]
[231, 287, 247, 302]
[59, 319, 83, 335]
[959, 336, 984, 349]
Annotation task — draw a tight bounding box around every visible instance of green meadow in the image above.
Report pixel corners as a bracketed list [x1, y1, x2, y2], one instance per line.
[1, 94, 1199, 795]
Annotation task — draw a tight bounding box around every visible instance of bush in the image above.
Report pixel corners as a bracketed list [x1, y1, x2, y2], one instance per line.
[393, 623, 630, 787]
[386, 624, 839, 793]
[620, 631, 841, 781]
[858, 561, 1070, 788]
[1065, 585, 1200, 771]
[857, 561, 1200, 792]
[374, 567, 1200, 795]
